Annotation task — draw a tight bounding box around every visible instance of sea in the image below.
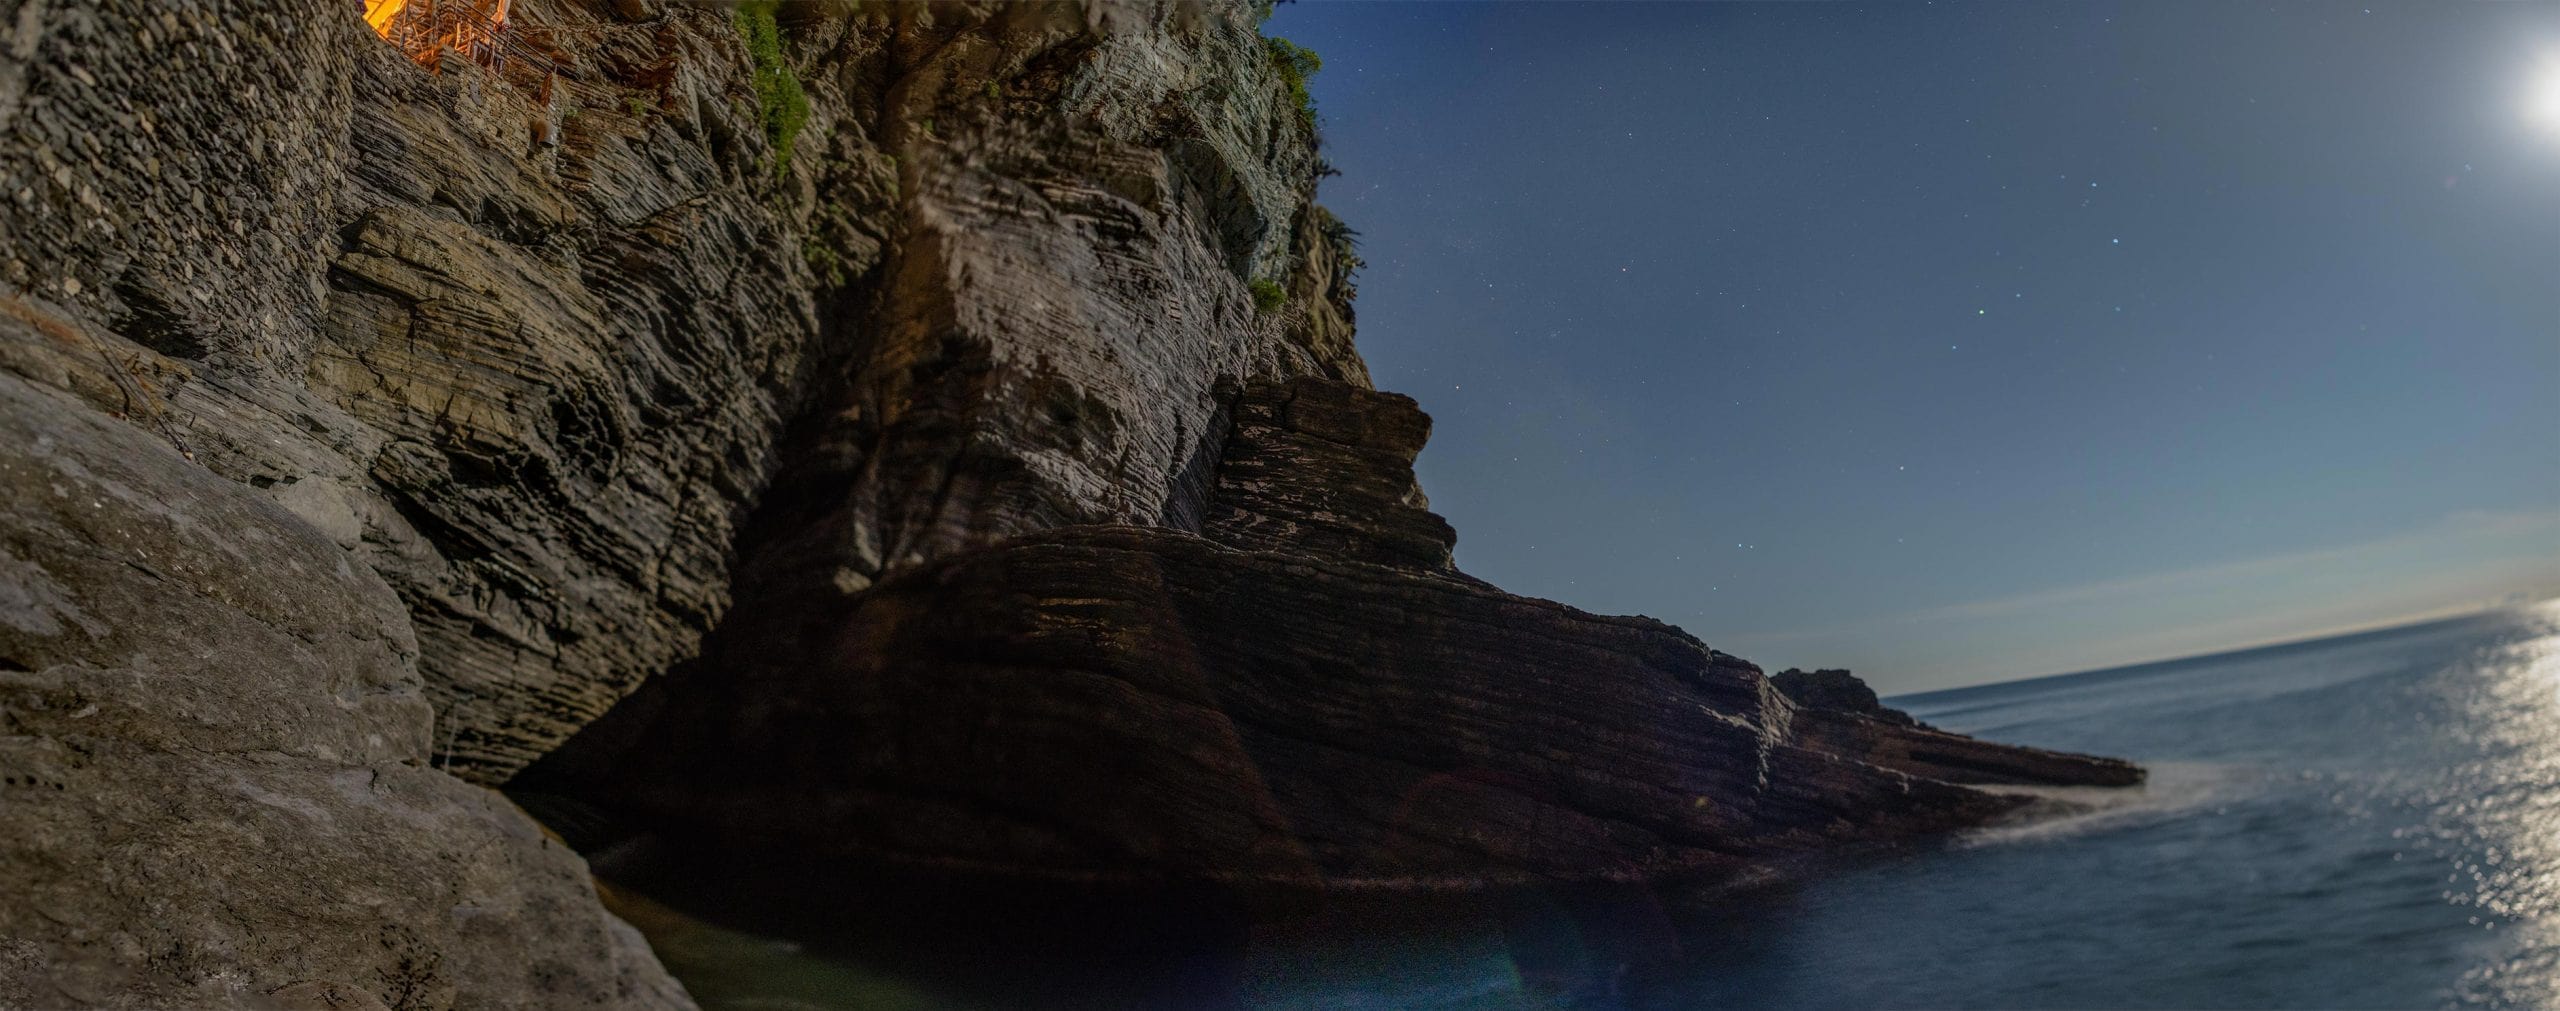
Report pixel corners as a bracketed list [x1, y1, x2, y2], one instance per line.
[619, 601, 2560, 1010]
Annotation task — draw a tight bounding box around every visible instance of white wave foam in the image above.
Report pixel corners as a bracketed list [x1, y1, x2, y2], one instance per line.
[1957, 761, 2252, 847]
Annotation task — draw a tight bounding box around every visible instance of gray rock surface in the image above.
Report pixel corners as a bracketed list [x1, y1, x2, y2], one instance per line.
[0, 360, 684, 1009]
[2, 0, 1357, 1001]
[1775, 665, 2143, 789]
[0, 0, 2140, 1001]
[1, 0, 1355, 784]
[699, 1, 1362, 661]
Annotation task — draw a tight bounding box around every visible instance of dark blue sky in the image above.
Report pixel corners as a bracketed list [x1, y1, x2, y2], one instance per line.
[1266, 1, 2560, 691]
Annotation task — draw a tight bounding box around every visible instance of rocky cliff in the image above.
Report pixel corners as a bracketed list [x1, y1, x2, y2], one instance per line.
[0, 1, 2133, 1007]
[530, 376, 2137, 891]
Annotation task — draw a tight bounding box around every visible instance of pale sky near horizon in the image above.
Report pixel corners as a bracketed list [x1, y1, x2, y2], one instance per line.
[1267, 1, 2560, 693]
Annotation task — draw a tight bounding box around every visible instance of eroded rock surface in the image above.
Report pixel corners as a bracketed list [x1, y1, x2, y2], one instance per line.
[3, 0, 1364, 1000]
[575, 524, 2035, 886]
[1, 0, 1356, 785]
[547, 378, 2137, 891]
[1, 0, 2140, 1001]
[1198, 376, 1458, 572]
[1775, 667, 2143, 789]
[0, 364, 683, 1010]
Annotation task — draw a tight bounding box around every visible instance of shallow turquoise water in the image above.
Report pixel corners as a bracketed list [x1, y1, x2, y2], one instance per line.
[628, 602, 2560, 1009]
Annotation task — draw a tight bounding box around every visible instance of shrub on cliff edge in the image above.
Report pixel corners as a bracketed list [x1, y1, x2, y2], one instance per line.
[1264, 36, 1321, 131]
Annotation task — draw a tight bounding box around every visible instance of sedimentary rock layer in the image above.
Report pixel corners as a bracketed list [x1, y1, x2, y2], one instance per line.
[549, 378, 2137, 890]
[2, 0, 1366, 1001]
[1198, 376, 1460, 572]
[1774, 669, 2142, 789]
[580, 523, 2049, 886]
[1, 0, 1356, 786]
[0, 0, 2142, 1003]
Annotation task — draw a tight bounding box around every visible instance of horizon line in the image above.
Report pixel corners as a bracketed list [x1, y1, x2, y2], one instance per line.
[1890, 595, 2560, 700]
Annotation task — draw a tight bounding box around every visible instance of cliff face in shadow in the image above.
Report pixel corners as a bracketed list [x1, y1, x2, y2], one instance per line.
[536, 377, 2137, 891]
[0, 1, 2131, 1007]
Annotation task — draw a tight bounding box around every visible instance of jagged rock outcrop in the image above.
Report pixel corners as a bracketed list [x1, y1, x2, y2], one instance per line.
[2, 0, 841, 788]
[1197, 376, 1457, 572]
[1, 0, 2140, 1002]
[3, 0, 1369, 1001]
[1772, 667, 1917, 726]
[541, 377, 2136, 892]
[1774, 668, 2142, 788]
[2, 0, 1354, 787]
[563, 523, 2025, 887]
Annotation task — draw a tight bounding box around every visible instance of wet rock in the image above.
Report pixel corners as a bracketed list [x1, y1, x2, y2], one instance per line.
[1775, 668, 2143, 788]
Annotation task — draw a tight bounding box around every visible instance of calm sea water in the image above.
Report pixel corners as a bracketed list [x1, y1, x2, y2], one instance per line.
[623, 602, 2560, 1010]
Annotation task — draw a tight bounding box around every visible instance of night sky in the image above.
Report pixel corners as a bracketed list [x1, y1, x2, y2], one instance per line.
[1264, 2, 2560, 692]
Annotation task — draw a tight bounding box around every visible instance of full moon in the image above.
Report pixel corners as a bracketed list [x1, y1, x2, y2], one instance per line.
[2531, 57, 2560, 133]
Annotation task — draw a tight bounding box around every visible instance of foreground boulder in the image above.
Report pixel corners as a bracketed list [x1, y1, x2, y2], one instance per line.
[0, 364, 686, 1009]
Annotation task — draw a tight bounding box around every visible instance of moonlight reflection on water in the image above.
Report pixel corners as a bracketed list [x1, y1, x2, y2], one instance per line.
[2441, 615, 2560, 1007]
[625, 604, 2560, 1010]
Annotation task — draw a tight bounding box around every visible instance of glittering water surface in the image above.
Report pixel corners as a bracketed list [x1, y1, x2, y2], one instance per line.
[628, 603, 2560, 1010]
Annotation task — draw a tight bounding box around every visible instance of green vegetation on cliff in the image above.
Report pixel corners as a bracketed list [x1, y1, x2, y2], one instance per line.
[1264, 36, 1321, 130]
[736, 2, 810, 177]
[1249, 277, 1287, 314]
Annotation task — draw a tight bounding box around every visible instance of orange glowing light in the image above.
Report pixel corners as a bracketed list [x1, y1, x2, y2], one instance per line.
[362, 0, 517, 69]
[363, 0, 407, 37]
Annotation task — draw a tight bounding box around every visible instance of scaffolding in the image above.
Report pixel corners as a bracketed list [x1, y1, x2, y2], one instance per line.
[362, 0, 558, 78]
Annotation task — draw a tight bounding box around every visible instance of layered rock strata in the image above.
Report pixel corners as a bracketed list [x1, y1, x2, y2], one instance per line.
[1195, 376, 1459, 572]
[0, 0, 2141, 1003]
[4, 0, 1354, 1004]
[1773, 669, 2143, 788]
[545, 377, 2138, 890]
[1, 0, 1350, 788]
[568, 523, 2024, 886]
